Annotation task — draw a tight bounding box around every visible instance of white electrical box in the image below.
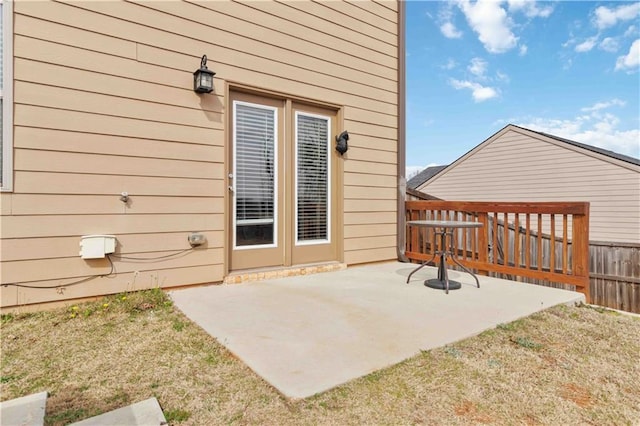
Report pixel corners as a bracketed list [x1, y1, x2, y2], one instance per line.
[80, 235, 117, 259]
[188, 232, 207, 246]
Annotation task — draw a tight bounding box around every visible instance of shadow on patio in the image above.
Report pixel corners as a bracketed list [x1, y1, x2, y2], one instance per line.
[170, 261, 584, 399]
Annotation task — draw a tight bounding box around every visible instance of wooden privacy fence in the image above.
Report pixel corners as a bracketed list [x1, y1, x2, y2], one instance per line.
[588, 242, 639, 313]
[405, 201, 591, 301]
[514, 241, 640, 313]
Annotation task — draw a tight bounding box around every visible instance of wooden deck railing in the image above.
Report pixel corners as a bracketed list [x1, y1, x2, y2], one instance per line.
[405, 201, 590, 301]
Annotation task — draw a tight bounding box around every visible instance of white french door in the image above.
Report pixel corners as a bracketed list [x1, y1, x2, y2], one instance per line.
[229, 92, 338, 271]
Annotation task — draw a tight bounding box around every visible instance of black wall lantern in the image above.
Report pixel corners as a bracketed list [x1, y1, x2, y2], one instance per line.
[335, 130, 349, 155]
[193, 55, 216, 93]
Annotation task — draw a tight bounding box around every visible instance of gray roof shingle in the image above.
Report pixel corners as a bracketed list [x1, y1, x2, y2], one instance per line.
[512, 124, 640, 166]
[407, 165, 448, 189]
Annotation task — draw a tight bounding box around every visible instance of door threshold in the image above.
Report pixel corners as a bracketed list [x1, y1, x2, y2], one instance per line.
[224, 262, 346, 284]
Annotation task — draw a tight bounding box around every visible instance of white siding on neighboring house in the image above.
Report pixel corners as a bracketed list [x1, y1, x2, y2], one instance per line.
[418, 126, 640, 244]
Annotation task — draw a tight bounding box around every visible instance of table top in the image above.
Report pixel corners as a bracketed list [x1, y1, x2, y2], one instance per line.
[407, 220, 483, 229]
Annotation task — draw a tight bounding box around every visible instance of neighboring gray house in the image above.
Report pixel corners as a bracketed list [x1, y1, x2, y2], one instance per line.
[415, 124, 640, 244]
[407, 165, 447, 189]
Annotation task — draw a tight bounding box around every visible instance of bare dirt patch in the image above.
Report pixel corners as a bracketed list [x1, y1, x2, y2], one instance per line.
[454, 400, 494, 423]
[560, 383, 594, 408]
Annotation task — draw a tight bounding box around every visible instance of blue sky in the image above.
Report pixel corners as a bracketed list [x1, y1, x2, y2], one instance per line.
[405, 0, 640, 177]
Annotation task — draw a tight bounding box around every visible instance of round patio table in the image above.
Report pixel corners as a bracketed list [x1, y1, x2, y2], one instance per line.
[406, 220, 483, 293]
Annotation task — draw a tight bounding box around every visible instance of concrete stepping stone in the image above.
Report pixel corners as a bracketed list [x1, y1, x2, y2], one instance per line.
[70, 397, 166, 426]
[0, 391, 48, 426]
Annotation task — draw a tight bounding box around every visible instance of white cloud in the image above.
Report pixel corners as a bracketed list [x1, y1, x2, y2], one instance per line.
[441, 58, 457, 70]
[437, 3, 455, 23]
[562, 34, 577, 49]
[615, 39, 640, 71]
[598, 37, 620, 53]
[575, 36, 598, 53]
[506, 0, 526, 11]
[511, 101, 640, 157]
[581, 99, 626, 112]
[625, 25, 638, 38]
[529, 3, 553, 19]
[496, 71, 510, 83]
[440, 58, 458, 70]
[440, 22, 463, 39]
[449, 78, 499, 102]
[519, 44, 528, 56]
[508, 0, 553, 18]
[437, 3, 462, 39]
[457, 0, 518, 54]
[468, 57, 488, 78]
[594, 3, 640, 30]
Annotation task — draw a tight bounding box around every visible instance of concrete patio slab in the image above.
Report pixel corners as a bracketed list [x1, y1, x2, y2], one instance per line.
[170, 262, 584, 399]
[70, 397, 166, 426]
[0, 391, 47, 426]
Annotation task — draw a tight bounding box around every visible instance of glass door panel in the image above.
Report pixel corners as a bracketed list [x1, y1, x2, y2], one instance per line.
[295, 112, 330, 244]
[230, 93, 284, 271]
[290, 105, 338, 265]
[234, 102, 276, 248]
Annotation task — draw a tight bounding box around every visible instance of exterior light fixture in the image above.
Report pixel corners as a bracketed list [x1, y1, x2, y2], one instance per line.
[193, 55, 215, 93]
[336, 130, 349, 155]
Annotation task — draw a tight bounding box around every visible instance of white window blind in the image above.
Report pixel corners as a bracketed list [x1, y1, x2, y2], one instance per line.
[296, 113, 329, 243]
[234, 102, 276, 246]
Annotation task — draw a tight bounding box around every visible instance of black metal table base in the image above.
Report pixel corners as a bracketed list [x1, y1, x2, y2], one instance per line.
[425, 279, 462, 290]
[406, 225, 480, 294]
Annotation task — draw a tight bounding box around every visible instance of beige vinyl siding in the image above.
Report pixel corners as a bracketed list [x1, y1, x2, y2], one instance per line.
[1, 1, 399, 308]
[374, 0, 399, 12]
[2, 214, 224, 239]
[348, 134, 398, 153]
[345, 185, 396, 199]
[2, 232, 225, 262]
[7, 195, 223, 216]
[0, 265, 224, 307]
[2, 248, 224, 284]
[418, 128, 640, 244]
[15, 127, 224, 161]
[12, 172, 224, 197]
[345, 0, 398, 22]
[344, 160, 397, 176]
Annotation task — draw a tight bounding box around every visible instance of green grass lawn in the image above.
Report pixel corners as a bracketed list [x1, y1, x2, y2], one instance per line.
[2, 289, 639, 425]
